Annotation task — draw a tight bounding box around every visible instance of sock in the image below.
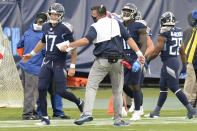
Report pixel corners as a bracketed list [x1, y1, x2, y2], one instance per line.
[152, 106, 161, 114]
[185, 103, 195, 113]
[157, 91, 168, 107]
[175, 90, 189, 106]
[133, 90, 141, 110]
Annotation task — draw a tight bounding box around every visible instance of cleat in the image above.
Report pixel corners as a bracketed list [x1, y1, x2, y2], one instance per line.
[130, 110, 141, 121]
[74, 115, 93, 125]
[113, 120, 130, 127]
[187, 109, 197, 119]
[35, 117, 50, 126]
[129, 99, 135, 113]
[22, 115, 40, 120]
[77, 99, 84, 114]
[140, 106, 144, 116]
[122, 107, 128, 117]
[144, 112, 159, 118]
[52, 114, 71, 119]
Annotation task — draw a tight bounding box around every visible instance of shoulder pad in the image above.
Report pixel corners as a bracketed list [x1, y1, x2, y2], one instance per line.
[135, 20, 147, 26]
[62, 22, 73, 32]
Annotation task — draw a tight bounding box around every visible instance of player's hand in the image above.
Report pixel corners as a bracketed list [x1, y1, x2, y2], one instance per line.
[22, 53, 33, 63]
[138, 55, 145, 65]
[180, 63, 187, 79]
[68, 68, 75, 76]
[0, 53, 3, 59]
[60, 45, 68, 52]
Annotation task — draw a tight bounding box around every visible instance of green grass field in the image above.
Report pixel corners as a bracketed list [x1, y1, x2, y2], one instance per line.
[0, 88, 197, 131]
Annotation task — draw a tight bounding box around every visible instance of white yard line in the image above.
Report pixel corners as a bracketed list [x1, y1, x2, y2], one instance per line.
[0, 117, 196, 128]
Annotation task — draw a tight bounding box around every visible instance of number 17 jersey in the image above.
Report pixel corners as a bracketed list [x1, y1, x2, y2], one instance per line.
[159, 27, 183, 62]
[41, 22, 74, 63]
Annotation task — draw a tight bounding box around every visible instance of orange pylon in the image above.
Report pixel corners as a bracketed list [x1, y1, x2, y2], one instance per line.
[107, 95, 128, 114]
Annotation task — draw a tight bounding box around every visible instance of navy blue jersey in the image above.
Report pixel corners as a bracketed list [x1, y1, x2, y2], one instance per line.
[41, 22, 74, 62]
[159, 27, 183, 62]
[123, 21, 146, 56]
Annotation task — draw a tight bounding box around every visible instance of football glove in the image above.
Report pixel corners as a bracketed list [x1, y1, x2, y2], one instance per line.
[143, 63, 151, 75]
[132, 59, 141, 72]
[180, 63, 187, 79]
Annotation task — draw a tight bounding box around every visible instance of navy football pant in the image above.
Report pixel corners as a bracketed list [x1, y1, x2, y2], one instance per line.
[38, 61, 80, 116]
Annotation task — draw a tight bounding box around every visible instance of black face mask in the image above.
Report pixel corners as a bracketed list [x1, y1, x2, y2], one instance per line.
[92, 16, 97, 23]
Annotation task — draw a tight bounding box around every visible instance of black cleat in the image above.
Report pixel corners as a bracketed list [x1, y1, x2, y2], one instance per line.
[35, 117, 50, 125]
[53, 115, 71, 119]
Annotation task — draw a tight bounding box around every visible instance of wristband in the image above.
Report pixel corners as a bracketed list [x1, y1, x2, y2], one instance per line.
[136, 50, 143, 57]
[30, 50, 37, 56]
[70, 63, 75, 68]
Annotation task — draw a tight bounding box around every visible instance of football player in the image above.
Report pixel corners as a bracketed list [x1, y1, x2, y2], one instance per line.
[127, 10, 155, 115]
[23, 3, 84, 125]
[121, 3, 147, 121]
[145, 12, 197, 119]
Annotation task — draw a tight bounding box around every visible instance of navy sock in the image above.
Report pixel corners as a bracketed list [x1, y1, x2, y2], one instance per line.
[140, 89, 143, 106]
[152, 106, 161, 114]
[157, 91, 168, 107]
[175, 90, 189, 106]
[133, 90, 141, 110]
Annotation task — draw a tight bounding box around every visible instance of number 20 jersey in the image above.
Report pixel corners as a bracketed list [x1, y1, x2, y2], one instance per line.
[41, 22, 74, 62]
[159, 27, 183, 62]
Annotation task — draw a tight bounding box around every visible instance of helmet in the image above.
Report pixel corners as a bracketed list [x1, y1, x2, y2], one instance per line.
[48, 3, 64, 24]
[35, 12, 47, 24]
[135, 11, 142, 20]
[121, 3, 137, 21]
[160, 11, 176, 27]
[33, 12, 47, 31]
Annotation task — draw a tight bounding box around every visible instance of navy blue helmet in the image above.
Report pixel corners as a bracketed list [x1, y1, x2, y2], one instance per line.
[121, 3, 137, 21]
[48, 3, 65, 24]
[160, 12, 176, 27]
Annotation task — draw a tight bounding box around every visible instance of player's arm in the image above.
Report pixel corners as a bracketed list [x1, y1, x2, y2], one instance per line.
[148, 36, 165, 61]
[180, 43, 187, 64]
[61, 26, 96, 51]
[69, 38, 90, 48]
[144, 35, 155, 57]
[139, 28, 147, 55]
[22, 40, 46, 63]
[68, 49, 77, 76]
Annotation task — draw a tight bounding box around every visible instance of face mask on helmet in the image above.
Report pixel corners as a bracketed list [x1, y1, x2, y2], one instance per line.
[33, 13, 47, 31]
[160, 11, 176, 27]
[121, 3, 137, 21]
[48, 3, 64, 24]
[135, 11, 142, 20]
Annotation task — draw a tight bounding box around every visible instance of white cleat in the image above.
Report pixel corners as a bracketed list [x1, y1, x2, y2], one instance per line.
[129, 99, 135, 113]
[122, 107, 128, 117]
[140, 106, 144, 116]
[130, 110, 141, 121]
